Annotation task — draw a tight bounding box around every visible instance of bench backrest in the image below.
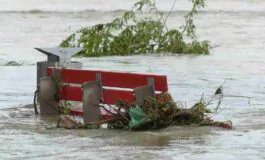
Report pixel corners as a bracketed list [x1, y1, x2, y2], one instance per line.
[47, 67, 168, 104]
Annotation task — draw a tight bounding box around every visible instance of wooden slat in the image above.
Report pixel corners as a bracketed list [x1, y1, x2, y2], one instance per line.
[48, 68, 97, 85]
[60, 86, 82, 101]
[101, 71, 168, 92]
[47, 68, 168, 92]
[102, 88, 135, 104]
[59, 86, 135, 104]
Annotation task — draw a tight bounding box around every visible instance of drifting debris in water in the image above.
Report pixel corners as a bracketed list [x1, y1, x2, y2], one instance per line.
[57, 89, 233, 130]
[3, 61, 23, 66]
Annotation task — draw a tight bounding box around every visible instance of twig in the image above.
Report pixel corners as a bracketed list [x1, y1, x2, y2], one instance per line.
[200, 92, 204, 102]
[207, 107, 224, 119]
[162, 0, 177, 29]
[151, 0, 168, 30]
[40, 122, 57, 130]
[107, 104, 130, 121]
[86, 117, 121, 125]
[224, 95, 252, 104]
[224, 95, 252, 99]
[215, 95, 223, 112]
[33, 90, 39, 115]
[96, 104, 118, 117]
[210, 43, 222, 49]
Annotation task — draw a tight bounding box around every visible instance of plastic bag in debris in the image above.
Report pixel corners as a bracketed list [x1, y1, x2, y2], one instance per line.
[128, 105, 152, 129]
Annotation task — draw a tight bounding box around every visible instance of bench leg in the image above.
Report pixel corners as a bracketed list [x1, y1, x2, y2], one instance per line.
[82, 81, 102, 124]
[133, 77, 155, 105]
[37, 61, 54, 103]
[39, 77, 59, 116]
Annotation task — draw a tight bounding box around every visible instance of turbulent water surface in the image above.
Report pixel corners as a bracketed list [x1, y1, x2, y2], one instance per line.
[1, 0, 265, 159]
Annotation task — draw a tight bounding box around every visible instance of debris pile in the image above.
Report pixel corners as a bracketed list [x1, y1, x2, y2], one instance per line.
[57, 89, 233, 130]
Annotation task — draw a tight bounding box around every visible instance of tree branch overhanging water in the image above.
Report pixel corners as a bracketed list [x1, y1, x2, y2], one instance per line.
[59, 0, 211, 57]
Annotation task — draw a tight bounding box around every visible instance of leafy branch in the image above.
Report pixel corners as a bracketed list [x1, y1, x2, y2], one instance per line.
[60, 0, 210, 56]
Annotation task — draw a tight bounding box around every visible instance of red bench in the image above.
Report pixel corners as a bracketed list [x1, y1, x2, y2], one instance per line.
[40, 67, 168, 124]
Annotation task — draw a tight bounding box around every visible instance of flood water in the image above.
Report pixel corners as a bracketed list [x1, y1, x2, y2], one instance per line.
[1, 0, 265, 159]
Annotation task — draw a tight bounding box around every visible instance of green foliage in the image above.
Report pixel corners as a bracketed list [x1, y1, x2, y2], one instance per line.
[60, 0, 210, 56]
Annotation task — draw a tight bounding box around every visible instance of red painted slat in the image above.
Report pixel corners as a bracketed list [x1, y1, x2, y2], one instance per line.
[101, 71, 168, 92]
[47, 68, 168, 92]
[70, 110, 83, 116]
[47, 68, 97, 85]
[102, 88, 135, 104]
[60, 86, 82, 101]
[60, 86, 135, 104]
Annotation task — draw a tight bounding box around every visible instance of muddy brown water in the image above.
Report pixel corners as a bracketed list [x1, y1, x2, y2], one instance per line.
[1, 0, 265, 159]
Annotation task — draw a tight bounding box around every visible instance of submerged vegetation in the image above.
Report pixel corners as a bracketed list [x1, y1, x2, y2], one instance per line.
[60, 0, 211, 57]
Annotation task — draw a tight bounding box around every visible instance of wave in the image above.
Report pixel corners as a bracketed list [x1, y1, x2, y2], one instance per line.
[0, 9, 265, 15]
[0, 60, 35, 66]
[1, 0, 265, 14]
[0, 9, 127, 14]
